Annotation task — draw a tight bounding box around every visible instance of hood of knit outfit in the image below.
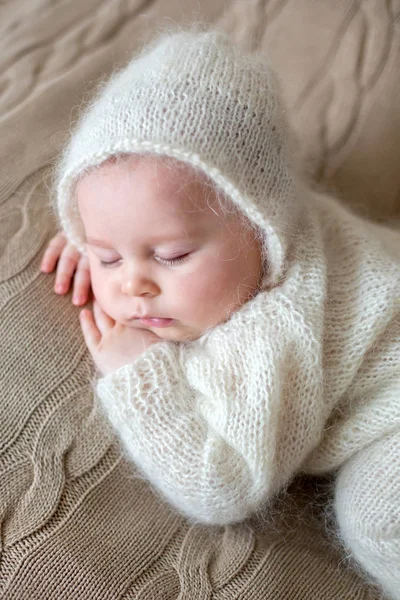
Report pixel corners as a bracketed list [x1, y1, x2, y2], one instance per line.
[54, 33, 400, 596]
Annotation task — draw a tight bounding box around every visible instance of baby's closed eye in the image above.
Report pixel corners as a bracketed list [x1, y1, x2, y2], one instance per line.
[98, 253, 191, 269]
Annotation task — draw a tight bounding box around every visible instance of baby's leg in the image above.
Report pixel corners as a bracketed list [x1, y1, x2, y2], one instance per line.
[334, 431, 400, 599]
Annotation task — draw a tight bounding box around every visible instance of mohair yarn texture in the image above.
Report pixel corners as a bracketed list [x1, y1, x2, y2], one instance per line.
[54, 31, 400, 599]
[55, 30, 298, 288]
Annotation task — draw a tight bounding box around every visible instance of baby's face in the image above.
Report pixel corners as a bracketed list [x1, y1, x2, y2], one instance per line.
[77, 156, 263, 342]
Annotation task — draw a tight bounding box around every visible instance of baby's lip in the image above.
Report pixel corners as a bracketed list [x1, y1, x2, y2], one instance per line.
[130, 314, 163, 319]
[139, 317, 174, 328]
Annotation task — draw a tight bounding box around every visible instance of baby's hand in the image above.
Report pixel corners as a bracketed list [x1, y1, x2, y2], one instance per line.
[40, 232, 91, 305]
[80, 300, 162, 376]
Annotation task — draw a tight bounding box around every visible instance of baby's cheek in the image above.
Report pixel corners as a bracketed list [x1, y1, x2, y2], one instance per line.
[90, 268, 115, 311]
[177, 267, 236, 315]
[90, 268, 106, 298]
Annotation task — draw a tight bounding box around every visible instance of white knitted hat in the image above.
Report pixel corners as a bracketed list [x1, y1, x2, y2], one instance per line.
[54, 29, 301, 286]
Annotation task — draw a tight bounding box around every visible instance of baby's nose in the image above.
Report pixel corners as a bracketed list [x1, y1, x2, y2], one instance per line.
[121, 275, 159, 297]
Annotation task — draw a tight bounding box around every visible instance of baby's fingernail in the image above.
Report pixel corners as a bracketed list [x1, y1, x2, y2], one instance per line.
[73, 295, 83, 305]
[55, 284, 64, 293]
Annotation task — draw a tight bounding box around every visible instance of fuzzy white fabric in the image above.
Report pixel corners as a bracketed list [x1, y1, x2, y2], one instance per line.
[54, 29, 298, 289]
[54, 31, 400, 599]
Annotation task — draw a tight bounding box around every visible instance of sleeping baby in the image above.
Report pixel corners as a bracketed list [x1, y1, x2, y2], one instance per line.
[41, 29, 400, 599]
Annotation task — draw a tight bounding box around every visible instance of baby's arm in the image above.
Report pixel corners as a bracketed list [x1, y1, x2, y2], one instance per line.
[40, 232, 91, 305]
[95, 293, 326, 526]
[96, 342, 270, 526]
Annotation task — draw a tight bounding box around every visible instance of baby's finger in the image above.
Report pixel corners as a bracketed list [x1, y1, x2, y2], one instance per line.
[54, 244, 81, 294]
[72, 255, 91, 306]
[93, 300, 114, 334]
[40, 233, 67, 273]
[79, 309, 101, 350]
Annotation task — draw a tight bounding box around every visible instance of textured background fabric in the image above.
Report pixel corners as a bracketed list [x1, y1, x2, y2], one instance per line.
[1, 0, 399, 597]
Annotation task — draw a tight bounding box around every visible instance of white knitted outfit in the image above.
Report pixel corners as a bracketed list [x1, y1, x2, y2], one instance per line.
[54, 31, 400, 599]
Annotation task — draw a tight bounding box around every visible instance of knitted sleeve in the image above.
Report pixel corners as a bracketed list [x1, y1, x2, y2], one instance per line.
[95, 291, 326, 526]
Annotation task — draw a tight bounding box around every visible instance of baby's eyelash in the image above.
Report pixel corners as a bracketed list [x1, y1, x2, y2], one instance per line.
[99, 254, 189, 268]
[100, 258, 120, 268]
[156, 253, 189, 266]
[99, 258, 119, 268]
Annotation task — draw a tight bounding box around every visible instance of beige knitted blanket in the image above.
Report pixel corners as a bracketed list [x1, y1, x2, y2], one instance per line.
[2, 0, 399, 597]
